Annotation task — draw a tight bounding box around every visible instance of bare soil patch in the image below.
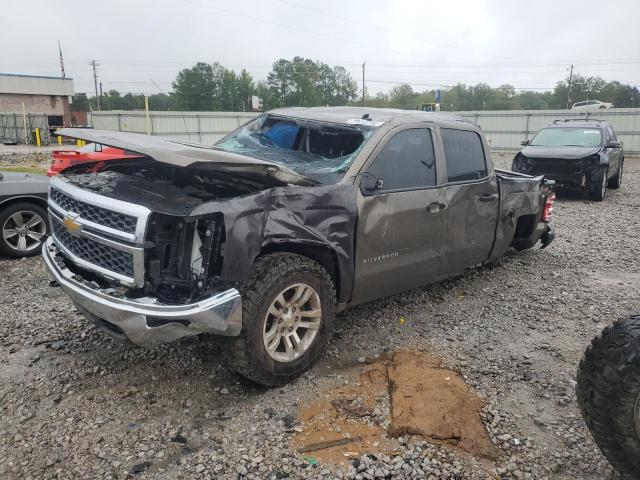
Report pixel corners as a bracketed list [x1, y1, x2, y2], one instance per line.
[293, 350, 496, 465]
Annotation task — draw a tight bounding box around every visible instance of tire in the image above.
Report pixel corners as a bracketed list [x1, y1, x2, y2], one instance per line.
[588, 167, 607, 201]
[609, 159, 624, 189]
[576, 315, 640, 479]
[0, 202, 49, 258]
[226, 253, 335, 386]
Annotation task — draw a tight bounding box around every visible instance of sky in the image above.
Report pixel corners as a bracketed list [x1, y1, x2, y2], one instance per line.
[1, 0, 639, 96]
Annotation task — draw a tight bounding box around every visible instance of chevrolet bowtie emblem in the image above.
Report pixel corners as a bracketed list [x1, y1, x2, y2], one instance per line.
[63, 215, 82, 235]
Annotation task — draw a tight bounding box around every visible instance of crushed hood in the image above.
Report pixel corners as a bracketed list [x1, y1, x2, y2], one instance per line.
[55, 128, 319, 187]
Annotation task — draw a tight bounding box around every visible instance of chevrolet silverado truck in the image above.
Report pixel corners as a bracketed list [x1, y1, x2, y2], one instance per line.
[43, 107, 555, 386]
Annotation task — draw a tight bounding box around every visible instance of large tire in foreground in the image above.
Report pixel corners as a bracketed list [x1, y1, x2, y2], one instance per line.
[588, 167, 608, 201]
[227, 253, 335, 387]
[576, 314, 640, 479]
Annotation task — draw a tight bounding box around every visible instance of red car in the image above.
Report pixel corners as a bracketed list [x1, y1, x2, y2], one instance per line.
[48, 143, 142, 176]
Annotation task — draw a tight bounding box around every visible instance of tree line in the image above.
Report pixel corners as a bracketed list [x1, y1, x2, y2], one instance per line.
[74, 59, 640, 112]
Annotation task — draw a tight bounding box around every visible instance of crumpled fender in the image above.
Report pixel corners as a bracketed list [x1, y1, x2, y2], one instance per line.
[191, 183, 358, 304]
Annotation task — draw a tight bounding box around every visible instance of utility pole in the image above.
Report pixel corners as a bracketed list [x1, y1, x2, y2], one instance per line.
[566, 64, 574, 110]
[90, 59, 101, 110]
[362, 62, 366, 106]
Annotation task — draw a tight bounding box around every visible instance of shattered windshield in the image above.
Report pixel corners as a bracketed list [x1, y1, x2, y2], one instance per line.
[214, 114, 378, 184]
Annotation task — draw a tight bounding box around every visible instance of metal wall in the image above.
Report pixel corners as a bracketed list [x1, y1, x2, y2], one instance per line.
[0, 74, 74, 97]
[455, 108, 640, 154]
[90, 108, 640, 153]
[0, 113, 50, 145]
[90, 111, 259, 145]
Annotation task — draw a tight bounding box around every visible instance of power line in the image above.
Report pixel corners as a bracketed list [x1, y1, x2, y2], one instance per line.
[175, 0, 434, 61]
[275, 0, 507, 60]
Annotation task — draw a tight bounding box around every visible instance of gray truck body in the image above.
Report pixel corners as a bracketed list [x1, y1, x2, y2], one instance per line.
[43, 107, 554, 347]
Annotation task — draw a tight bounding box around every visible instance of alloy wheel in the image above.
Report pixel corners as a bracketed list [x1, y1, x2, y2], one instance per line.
[262, 283, 322, 363]
[2, 210, 47, 252]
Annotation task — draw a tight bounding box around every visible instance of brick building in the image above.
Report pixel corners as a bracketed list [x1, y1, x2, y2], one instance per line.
[0, 73, 74, 127]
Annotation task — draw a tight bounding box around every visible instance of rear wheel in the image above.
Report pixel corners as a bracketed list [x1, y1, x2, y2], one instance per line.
[0, 202, 49, 258]
[588, 167, 607, 201]
[608, 160, 624, 189]
[226, 253, 335, 386]
[576, 315, 640, 479]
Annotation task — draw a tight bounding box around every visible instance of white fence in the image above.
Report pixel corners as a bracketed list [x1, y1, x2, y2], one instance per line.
[89, 111, 259, 144]
[455, 108, 640, 154]
[90, 108, 640, 153]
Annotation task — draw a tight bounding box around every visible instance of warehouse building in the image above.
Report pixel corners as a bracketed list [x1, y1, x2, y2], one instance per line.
[0, 73, 74, 127]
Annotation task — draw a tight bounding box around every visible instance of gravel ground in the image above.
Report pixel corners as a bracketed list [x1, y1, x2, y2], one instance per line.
[1, 154, 639, 480]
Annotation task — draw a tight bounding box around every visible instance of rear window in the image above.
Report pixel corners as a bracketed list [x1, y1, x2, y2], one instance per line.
[76, 143, 102, 153]
[441, 129, 487, 182]
[530, 127, 602, 147]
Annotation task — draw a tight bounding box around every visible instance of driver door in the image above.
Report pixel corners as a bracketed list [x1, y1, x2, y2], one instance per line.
[351, 125, 448, 305]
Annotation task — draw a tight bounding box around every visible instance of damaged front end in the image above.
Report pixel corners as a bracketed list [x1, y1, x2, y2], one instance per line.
[44, 163, 249, 347]
[44, 129, 359, 348]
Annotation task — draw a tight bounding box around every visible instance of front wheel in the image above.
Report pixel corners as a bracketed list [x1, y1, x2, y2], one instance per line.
[226, 253, 335, 386]
[588, 168, 607, 201]
[0, 202, 49, 258]
[576, 315, 640, 479]
[609, 160, 624, 189]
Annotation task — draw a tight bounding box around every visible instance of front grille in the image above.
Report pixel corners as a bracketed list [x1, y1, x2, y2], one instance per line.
[50, 188, 137, 233]
[530, 159, 574, 175]
[52, 219, 134, 277]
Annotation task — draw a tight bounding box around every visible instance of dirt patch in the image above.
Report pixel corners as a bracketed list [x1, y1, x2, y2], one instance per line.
[293, 351, 496, 465]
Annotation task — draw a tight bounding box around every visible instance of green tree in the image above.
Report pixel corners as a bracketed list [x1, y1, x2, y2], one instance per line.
[236, 69, 255, 111]
[172, 62, 216, 110]
[331, 66, 358, 105]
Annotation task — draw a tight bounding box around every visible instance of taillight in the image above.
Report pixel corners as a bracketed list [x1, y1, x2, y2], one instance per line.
[542, 192, 555, 222]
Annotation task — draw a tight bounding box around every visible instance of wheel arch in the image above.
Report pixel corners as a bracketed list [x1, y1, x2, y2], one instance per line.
[259, 241, 343, 305]
[0, 195, 48, 211]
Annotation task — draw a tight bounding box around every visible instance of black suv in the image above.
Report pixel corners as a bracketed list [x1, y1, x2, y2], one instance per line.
[512, 119, 624, 201]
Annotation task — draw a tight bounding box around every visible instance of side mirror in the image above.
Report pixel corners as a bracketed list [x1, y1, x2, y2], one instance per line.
[361, 174, 384, 194]
[607, 140, 621, 148]
[521, 139, 530, 146]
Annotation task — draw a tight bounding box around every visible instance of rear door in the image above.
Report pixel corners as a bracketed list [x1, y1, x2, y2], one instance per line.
[351, 124, 448, 304]
[437, 126, 499, 273]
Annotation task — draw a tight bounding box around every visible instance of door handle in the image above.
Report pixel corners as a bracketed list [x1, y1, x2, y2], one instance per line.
[427, 202, 447, 213]
[478, 193, 499, 202]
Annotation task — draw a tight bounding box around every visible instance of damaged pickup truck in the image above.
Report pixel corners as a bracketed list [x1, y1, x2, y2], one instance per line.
[44, 107, 555, 386]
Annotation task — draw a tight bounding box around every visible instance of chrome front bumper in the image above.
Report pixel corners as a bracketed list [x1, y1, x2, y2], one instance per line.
[43, 237, 242, 348]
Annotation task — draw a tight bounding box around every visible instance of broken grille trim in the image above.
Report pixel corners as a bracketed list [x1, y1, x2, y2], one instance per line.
[49, 188, 137, 234]
[48, 176, 151, 245]
[49, 212, 145, 286]
[47, 176, 150, 287]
